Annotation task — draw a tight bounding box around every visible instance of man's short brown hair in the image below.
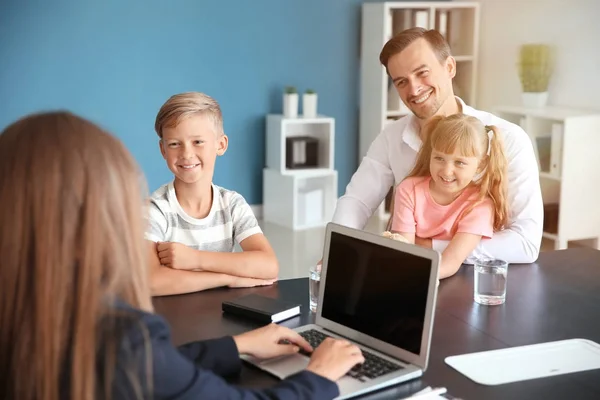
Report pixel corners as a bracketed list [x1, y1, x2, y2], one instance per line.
[379, 28, 452, 75]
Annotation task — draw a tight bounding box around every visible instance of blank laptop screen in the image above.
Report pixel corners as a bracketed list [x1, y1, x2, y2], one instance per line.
[321, 231, 433, 356]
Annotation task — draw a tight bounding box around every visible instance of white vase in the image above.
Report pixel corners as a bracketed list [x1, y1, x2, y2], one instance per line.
[283, 93, 298, 118]
[522, 92, 549, 108]
[303, 93, 318, 118]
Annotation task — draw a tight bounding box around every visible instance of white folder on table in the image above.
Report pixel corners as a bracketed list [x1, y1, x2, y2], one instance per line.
[445, 338, 600, 386]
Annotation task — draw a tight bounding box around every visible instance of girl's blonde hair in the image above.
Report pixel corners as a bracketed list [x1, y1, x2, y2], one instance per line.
[407, 114, 510, 232]
[0, 112, 153, 399]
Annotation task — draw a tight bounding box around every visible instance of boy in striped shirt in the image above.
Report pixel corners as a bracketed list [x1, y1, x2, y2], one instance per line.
[146, 92, 278, 296]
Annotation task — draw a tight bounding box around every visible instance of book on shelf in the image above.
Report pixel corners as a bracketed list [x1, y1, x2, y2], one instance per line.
[413, 10, 429, 29]
[436, 10, 449, 41]
[550, 123, 563, 177]
[535, 135, 552, 173]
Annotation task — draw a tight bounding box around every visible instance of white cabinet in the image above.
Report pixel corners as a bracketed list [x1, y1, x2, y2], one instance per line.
[360, 1, 480, 220]
[263, 169, 337, 230]
[495, 105, 600, 250]
[263, 115, 337, 230]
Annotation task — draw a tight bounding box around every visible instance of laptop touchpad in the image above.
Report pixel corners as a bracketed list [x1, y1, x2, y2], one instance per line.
[258, 354, 310, 380]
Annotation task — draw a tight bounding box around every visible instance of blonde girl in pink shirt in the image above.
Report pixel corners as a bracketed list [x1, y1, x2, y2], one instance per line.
[389, 114, 510, 279]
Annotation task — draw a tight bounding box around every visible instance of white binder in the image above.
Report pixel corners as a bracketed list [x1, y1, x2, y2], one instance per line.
[550, 123, 563, 177]
[445, 339, 600, 386]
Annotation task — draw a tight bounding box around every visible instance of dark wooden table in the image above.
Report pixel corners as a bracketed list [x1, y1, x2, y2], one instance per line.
[153, 248, 600, 399]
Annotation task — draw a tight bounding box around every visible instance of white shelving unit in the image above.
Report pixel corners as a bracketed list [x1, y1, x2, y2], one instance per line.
[360, 1, 480, 220]
[263, 114, 337, 230]
[494, 105, 600, 250]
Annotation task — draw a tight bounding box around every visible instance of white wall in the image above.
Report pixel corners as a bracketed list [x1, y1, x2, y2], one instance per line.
[476, 0, 600, 112]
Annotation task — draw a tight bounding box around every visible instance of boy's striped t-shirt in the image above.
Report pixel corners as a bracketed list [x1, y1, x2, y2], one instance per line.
[145, 181, 262, 252]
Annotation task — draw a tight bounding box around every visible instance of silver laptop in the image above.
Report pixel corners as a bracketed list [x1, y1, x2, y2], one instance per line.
[242, 222, 441, 399]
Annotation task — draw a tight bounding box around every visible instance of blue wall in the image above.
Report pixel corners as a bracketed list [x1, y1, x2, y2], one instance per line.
[0, 0, 369, 204]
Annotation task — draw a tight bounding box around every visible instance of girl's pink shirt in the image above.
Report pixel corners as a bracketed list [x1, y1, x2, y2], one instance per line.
[392, 176, 494, 240]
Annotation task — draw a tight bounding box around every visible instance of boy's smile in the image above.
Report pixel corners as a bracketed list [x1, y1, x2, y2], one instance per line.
[178, 162, 201, 170]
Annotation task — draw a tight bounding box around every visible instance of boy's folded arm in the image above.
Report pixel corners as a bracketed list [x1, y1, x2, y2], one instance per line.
[151, 268, 234, 297]
[196, 234, 279, 280]
[147, 240, 233, 296]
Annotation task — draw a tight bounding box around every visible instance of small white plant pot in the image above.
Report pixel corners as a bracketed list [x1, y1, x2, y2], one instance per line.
[522, 92, 549, 108]
[302, 93, 318, 118]
[283, 93, 298, 118]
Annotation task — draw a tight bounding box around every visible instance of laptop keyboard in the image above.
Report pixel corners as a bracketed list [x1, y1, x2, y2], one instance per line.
[298, 329, 404, 381]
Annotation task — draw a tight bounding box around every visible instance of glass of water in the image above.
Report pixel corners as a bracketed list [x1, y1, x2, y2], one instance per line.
[474, 258, 508, 305]
[309, 262, 321, 312]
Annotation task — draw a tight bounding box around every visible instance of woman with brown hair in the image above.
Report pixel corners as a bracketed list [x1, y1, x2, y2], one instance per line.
[0, 111, 363, 399]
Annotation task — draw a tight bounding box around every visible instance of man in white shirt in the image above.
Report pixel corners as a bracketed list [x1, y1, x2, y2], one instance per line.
[332, 28, 543, 263]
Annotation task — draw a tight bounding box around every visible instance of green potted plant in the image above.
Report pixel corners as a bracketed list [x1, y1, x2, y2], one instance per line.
[517, 44, 553, 108]
[283, 86, 298, 118]
[303, 89, 318, 118]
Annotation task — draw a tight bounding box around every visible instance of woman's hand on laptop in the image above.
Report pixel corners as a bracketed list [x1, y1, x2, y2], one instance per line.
[306, 338, 365, 381]
[233, 324, 313, 359]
